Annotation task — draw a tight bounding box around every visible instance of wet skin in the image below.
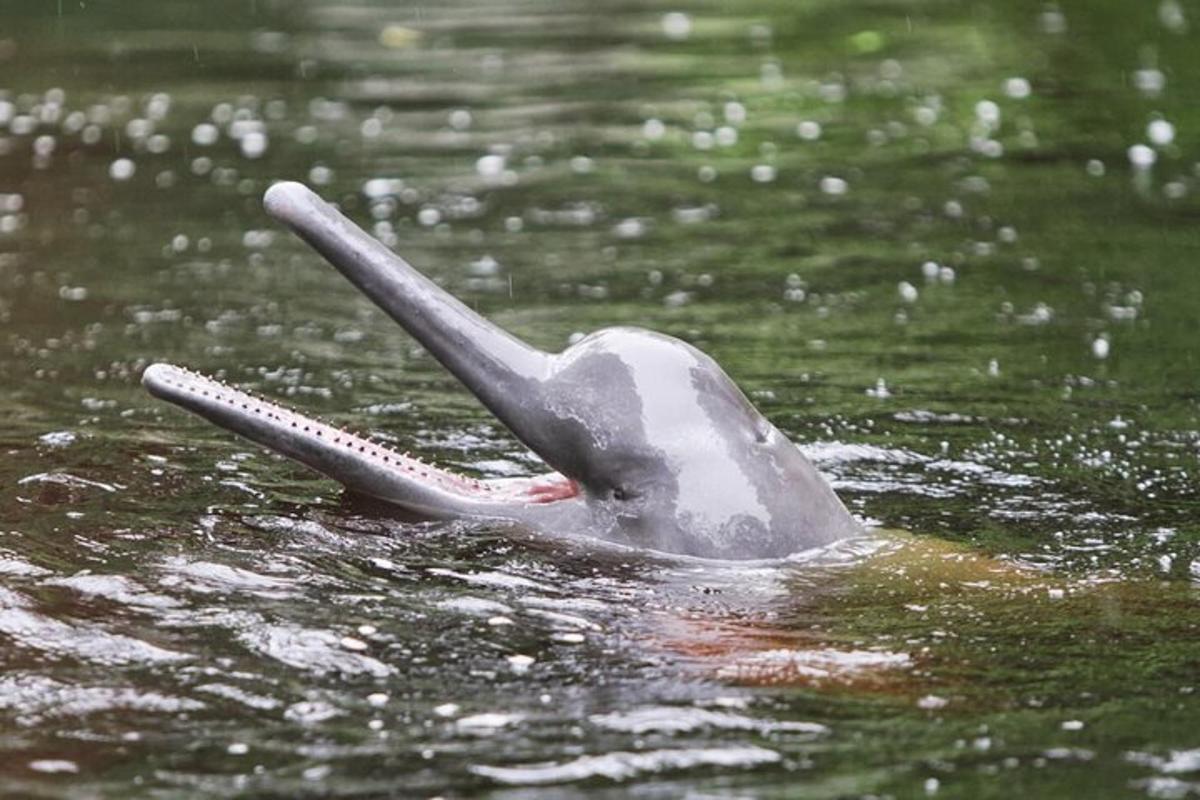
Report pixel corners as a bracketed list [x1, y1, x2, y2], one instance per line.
[143, 182, 860, 560]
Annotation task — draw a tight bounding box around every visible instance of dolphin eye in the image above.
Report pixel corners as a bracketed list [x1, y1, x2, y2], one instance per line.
[611, 486, 635, 502]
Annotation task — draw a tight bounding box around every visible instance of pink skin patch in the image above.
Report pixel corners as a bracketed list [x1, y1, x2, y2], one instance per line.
[525, 477, 581, 503]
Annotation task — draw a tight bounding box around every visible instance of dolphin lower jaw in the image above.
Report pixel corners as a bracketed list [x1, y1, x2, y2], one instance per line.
[142, 363, 581, 519]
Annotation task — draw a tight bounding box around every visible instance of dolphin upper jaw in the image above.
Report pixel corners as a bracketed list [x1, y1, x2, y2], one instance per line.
[144, 182, 861, 560]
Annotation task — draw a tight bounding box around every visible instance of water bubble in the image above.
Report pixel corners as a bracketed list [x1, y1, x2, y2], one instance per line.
[723, 101, 746, 124]
[109, 158, 135, 181]
[761, 61, 784, 89]
[308, 165, 334, 186]
[975, 100, 1001, 127]
[642, 118, 665, 140]
[697, 165, 717, 182]
[1134, 69, 1166, 97]
[1147, 119, 1175, 146]
[866, 378, 892, 399]
[692, 130, 714, 150]
[914, 105, 938, 126]
[1092, 335, 1110, 359]
[796, 120, 822, 141]
[661, 12, 693, 41]
[750, 164, 776, 183]
[125, 118, 153, 139]
[191, 156, 213, 176]
[898, 281, 918, 303]
[361, 117, 383, 138]
[1086, 159, 1105, 177]
[239, 131, 267, 159]
[715, 126, 738, 146]
[1159, 0, 1188, 32]
[1004, 77, 1032, 99]
[569, 155, 593, 173]
[475, 154, 506, 178]
[507, 654, 535, 673]
[448, 108, 472, 130]
[819, 176, 848, 195]
[939, 266, 956, 285]
[417, 207, 442, 226]
[613, 218, 647, 239]
[1039, 4, 1067, 34]
[227, 742, 249, 755]
[1127, 144, 1156, 169]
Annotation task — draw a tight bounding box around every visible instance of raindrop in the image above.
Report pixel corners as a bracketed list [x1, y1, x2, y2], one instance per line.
[1003, 77, 1032, 99]
[662, 12, 693, 41]
[796, 120, 822, 141]
[191, 123, 218, 146]
[109, 158, 135, 181]
[476, 154, 506, 178]
[642, 118, 665, 140]
[239, 131, 268, 159]
[1147, 119, 1175, 146]
[1127, 144, 1156, 169]
[750, 164, 776, 183]
[820, 176, 848, 195]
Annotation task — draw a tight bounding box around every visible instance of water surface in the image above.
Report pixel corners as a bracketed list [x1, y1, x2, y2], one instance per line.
[2, 0, 1200, 796]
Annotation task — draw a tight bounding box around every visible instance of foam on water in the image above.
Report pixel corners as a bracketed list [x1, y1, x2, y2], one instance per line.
[471, 746, 781, 786]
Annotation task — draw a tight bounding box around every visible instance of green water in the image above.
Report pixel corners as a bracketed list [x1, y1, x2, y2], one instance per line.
[2, 0, 1200, 797]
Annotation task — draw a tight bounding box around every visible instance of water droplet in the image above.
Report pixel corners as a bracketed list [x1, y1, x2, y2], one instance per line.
[109, 158, 135, 181]
[662, 12, 692, 40]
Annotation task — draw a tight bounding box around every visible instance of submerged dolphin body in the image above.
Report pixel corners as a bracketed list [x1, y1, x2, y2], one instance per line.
[143, 182, 859, 559]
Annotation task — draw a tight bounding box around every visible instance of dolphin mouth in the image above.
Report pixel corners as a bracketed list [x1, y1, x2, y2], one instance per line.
[142, 363, 581, 517]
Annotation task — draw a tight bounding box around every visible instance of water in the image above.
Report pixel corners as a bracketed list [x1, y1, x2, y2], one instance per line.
[2, 0, 1200, 796]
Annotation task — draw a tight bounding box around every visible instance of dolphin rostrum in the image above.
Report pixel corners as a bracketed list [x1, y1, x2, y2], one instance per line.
[142, 182, 860, 559]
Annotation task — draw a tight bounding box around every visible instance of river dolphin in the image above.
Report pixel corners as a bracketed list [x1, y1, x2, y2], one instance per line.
[142, 182, 860, 559]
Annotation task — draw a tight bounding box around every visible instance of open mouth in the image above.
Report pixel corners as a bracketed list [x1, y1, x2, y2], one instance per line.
[143, 363, 581, 516]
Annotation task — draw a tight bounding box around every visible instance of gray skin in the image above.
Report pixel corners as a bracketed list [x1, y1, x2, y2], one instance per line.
[143, 182, 860, 560]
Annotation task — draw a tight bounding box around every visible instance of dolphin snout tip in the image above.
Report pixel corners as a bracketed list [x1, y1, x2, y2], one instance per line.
[141, 362, 168, 387]
[263, 181, 317, 223]
[142, 362, 183, 398]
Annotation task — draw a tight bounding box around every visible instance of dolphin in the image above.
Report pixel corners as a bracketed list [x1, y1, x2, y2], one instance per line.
[142, 182, 860, 559]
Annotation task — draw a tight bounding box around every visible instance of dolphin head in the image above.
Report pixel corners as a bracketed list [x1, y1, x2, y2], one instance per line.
[144, 182, 859, 560]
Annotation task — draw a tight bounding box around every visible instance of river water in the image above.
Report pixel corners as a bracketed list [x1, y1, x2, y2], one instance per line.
[2, 0, 1200, 797]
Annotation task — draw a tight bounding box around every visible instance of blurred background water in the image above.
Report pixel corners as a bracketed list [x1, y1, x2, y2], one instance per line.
[1, 0, 1200, 797]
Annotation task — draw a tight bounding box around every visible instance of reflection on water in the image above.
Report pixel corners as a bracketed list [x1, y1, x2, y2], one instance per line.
[2, 0, 1200, 796]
